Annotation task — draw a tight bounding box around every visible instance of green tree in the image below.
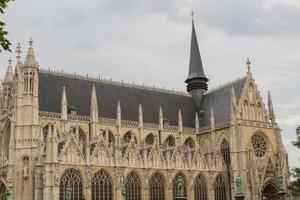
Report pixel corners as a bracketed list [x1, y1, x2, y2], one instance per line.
[290, 125, 300, 194]
[0, 0, 12, 53]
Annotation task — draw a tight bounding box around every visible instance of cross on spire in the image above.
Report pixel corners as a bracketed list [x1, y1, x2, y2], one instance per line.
[191, 9, 195, 21]
[246, 57, 251, 74]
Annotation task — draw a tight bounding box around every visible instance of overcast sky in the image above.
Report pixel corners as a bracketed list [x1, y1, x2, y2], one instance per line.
[0, 0, 299, 167]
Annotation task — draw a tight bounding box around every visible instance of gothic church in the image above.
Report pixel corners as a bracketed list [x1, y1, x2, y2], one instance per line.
[0, 19, 290, 200]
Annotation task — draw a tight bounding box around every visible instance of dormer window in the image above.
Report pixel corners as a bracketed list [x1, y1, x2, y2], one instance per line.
[163, 118, 170, 126]
[69, 106, 77, 116]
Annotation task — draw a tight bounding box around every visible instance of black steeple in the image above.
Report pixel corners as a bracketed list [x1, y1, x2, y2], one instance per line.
[185, 20, 209, 107]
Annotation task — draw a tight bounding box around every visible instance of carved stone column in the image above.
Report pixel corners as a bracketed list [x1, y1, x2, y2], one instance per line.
[115, 167, 125, 200]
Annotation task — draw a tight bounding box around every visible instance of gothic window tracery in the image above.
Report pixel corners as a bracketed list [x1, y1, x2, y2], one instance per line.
[214, 175, 226, 200]
[92, 170, 113, 200]
[220, 139, 230, 166]
[59, 169, 83, 200]
[251, 133, 267, 158]
[183, 138, 195, 149]
[194, 174, 207, 200]
[165, 136, 175, 148]
[123, 132, 137, 144]
[23, 69, 35, 94]
[145, 134, 155, 146]
[149, 172, 165, 200]
[125, 172, 141, 200]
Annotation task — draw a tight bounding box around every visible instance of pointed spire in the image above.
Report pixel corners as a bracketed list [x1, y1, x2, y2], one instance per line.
[185, 20, 209, 107]
[268, 91, 276, 123]
[117, 100, 121, 126]
[178, 109, 183, 132]
[138, 104, 143, 128]
[159, 106, 163, 130]
[16, 43, 22, 64]
[230, 86, 237, 119]
[210, 106, 215, 130]
[24, 39, 37, 67]
[90, 85, 99, 122]
[3, 58, 13, 83]
[61, 86, 68, 120]
[186, 20, 208, 83]
[195, 112, 199, 133]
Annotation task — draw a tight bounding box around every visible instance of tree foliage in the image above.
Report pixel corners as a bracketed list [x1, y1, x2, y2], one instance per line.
[290, 125, 300, 194]
[0, 0, 12, 53]
[292, 125, 300, 148]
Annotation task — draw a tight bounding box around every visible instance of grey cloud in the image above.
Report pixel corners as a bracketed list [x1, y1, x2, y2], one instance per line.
[196, 0, 300, 36]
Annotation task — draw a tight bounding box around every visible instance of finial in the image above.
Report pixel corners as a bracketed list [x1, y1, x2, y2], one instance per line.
[29, 38, 33, 47]
[191, 9, 195, 21]
[246, 58, 251, 74]
[8, 57, 12, 65]
[25, 38, 37, 67]
[16, 43, 22, 63]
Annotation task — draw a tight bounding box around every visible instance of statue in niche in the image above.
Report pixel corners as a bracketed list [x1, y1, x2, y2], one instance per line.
[65, 182, 73, 200]
[278, 174, 285, 192]
[121, 186, 126, 200]
[235, 176, 243, 195]
[1, 187, 11, 200]
[175, 176, 185, 197]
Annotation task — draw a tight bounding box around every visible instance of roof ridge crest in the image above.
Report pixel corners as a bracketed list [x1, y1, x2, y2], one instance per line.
[39, 68, 191, 97]
[206, 76, 247, 95]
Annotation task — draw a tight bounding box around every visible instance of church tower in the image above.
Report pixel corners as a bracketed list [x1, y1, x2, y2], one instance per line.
[13, 39, 40, 200]
[185, 19, 209, 108]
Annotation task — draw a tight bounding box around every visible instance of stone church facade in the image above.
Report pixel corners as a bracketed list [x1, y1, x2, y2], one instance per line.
[0, 20, 290, 200]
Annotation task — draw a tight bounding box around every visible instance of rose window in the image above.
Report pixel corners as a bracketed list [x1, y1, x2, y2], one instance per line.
[251, 134, 267, 158]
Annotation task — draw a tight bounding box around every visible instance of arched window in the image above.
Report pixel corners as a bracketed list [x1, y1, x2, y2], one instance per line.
[107, 131, 115, 146]
[125, 172, 141, 200]
[92, 170, 113, 200]
[123, 132, 137, 144]
[165, 136, 175, 147]
[173, 174, 186, 200]
[194, 175, 207, 200]
[220, 139, 230, 166]
[251, 133, 267, 158]
[184, 138, 195, 149]
[150, 173, 165, 200]
[59, 169, 83, 200]
[145, 134, 155, 146]
[214, 175, 226, 200]
[262, 183, 279, 199]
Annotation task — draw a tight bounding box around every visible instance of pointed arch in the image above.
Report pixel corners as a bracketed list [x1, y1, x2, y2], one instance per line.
[173, 173, 187, 200]
[164, 135, 175, 147]
[183, 137, 195, 149]
[92, 170, 113, 200]
[194, 174, 207, 200]
[214, 175, 226, 200]
[262, 182, 279, 199]
[220, 139, 230, 166]
[149, 172, 165, 200]
[122, 131, 137, 144]
[145, 134, 155, 146]
[59, 168, 83, 200]
[125, 171, 141, 200]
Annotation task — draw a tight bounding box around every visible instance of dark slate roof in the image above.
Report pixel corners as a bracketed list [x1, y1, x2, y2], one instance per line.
[38, 71, 197, 127]
[38, 70, 246, 129]
[199, 77, 247, 127]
